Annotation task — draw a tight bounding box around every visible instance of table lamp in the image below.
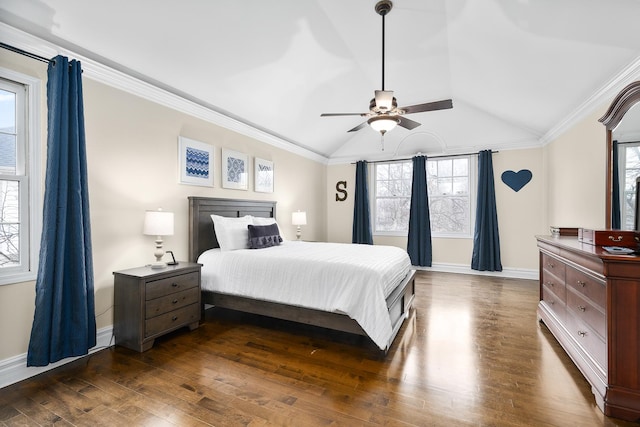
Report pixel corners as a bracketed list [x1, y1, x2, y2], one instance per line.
[291, 210, 307, 241]
[143, 208, 174, 268]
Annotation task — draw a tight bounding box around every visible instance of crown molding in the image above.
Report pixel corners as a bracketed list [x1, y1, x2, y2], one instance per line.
[0, 22, 329, 165]
[539, 55, 640, 146]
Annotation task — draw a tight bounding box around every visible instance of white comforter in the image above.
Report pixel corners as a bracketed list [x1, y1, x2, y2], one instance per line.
[198, 241, 412, 350]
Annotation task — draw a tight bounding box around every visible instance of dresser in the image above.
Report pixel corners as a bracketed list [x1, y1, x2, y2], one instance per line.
[114, 262, 202, 352]
[536, 236, 640, 421]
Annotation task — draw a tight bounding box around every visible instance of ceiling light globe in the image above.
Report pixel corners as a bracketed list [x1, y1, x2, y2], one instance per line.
[368, 116, 399, 133]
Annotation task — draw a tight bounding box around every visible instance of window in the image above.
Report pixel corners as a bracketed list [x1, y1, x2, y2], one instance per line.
[0, 69, 41, 285]
[617, 142, 640, 230]
[373, 156, 475, 237]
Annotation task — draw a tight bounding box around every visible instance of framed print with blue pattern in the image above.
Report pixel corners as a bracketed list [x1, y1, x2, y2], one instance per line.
[178, 136, 214, 187]
[254, 158, 274, 193]
[222, 148, 248, 190]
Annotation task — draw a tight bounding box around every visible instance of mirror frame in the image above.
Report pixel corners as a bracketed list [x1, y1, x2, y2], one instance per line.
[599, 80, 640, 229]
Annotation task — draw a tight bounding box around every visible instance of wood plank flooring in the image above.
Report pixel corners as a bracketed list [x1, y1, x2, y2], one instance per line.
[1, 271, 638, 426]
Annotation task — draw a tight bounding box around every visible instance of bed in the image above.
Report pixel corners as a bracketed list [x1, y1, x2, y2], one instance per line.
[188, 196, 416, 352]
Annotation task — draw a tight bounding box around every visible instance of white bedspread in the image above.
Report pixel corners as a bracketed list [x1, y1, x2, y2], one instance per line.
[198, 241, 412, 350]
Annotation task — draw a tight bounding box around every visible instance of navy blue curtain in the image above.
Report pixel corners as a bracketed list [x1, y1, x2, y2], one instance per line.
[27, 56, 96, 366]
[612, 140, 621, 229]
[407, 156, 432, 266]
[471, 150, 502, 271]
[352, 161, 373, 244]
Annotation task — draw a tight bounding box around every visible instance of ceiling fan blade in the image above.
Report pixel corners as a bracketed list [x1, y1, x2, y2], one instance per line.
[348, 122, 368, 132]
[321, 112, 368, 117]
[374, 90, 394, 111]
[400, 99, 453, 114]
[397, 116, 422, 130]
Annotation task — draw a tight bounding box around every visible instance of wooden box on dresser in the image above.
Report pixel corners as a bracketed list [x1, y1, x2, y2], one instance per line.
[536, 236, 640, 421]
[114, 262, 202, 352]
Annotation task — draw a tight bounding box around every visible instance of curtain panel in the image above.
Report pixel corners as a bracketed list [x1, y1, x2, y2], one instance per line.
[407, 155, 432, 266]
[612, 140, 621, 229]
[352, 161, 374, 244]
[471, 150, 502, 272]
[27, 56, 96, 366]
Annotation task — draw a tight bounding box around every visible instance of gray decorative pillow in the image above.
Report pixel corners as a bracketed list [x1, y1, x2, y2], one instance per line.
[248, 224, 283, 249]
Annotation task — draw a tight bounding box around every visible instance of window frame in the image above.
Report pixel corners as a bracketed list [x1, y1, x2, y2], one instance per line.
[371, 155, 476, 239]
[0, 68, 42, 286]
[616, 141, 640, 231]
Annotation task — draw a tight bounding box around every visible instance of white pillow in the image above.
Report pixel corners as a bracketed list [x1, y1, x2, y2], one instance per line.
[251, 216, 286, 241]
[210, 214, 252, 251]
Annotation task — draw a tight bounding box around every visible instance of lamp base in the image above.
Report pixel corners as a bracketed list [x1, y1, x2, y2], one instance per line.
[150, 261, 166, 269]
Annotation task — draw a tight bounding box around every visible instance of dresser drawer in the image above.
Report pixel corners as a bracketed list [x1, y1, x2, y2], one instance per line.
[145, 303, 200, 338]
[541, 284, 565, 322]
[146, 286, 200, 319]
[565, 313, 607, 370]
[566, 267, 605, 309]
[567, 288, 605, 339]
[146, 271, 199, 300]
[541, 270, 566, 304]
[541, 253, 565, 284]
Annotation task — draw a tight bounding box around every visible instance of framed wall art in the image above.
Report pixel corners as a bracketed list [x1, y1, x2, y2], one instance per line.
[222, 148, 248, 190]
[178, 136, 214, 187]
[254, 158, 274, 193]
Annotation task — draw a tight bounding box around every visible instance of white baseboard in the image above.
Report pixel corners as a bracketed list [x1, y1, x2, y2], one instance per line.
[416, 262, 538, 281]
[0, 326, 114, 389]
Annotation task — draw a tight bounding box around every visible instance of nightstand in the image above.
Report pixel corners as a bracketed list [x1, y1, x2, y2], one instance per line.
[113, 262, 202, 352]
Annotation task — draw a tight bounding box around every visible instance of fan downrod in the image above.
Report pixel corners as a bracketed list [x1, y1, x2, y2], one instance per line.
[375, 0, 393, 16]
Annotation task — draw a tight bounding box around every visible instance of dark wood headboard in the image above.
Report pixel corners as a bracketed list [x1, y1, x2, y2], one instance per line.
[188, 197, 277, 262]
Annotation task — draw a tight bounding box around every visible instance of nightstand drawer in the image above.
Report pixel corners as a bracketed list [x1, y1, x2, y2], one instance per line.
[145, 271, 199, 300]
[145, 303, 200, 338]
[146, 286, 200, 319]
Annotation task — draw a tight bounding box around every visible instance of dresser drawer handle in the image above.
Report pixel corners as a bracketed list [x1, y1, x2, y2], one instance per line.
[172, 316, 178, 322]
[608, 235, 624, 242]
[578, 305, 586, 312]
[546, 281, 554, 287]
[172, 299, 179, 304]
[547, 262, 555, 268]
[577, 331, 587, 337]
[171, 283, 179, 288]
[577, 280, 586, 287]
[548, 299, 554, 305]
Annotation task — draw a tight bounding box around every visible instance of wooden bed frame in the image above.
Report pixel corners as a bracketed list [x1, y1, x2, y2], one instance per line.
[188, 196, 416, 352]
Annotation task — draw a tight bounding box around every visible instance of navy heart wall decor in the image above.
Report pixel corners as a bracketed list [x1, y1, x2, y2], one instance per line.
[501, 169, 532, 192]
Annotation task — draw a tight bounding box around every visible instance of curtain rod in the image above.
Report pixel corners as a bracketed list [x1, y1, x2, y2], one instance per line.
[0, 42, 52, 64]
[351, 150, 499, 165]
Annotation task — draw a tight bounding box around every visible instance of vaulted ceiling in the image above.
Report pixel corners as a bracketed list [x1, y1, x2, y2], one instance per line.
[2, 0, 640, 163]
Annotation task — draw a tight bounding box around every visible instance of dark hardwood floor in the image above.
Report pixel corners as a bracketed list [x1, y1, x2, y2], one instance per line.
[1, 271, 638, 426]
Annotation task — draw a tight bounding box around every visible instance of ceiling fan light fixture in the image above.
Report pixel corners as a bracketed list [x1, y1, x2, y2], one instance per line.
[368, 115, 399, 134]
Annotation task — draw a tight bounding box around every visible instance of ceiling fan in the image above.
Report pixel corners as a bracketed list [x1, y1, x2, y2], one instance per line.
[321, 0, 453, 136]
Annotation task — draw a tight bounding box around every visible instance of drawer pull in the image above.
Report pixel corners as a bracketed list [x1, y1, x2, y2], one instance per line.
[546, 281, 554, 287]
[608, 235, 624, 242]
[172, 316, 178, 321]
[578, 305, 586, 312]
[548, 299, 554, 305]
[547, 262, 555, 268]
[172, 299, 178, 304]
[577, 331, 587, 337]
[171, 283, 179, 288]
[577, 280, 586, 287]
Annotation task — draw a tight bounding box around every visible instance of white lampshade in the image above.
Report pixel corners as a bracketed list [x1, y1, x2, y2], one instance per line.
[143, 209, 174, 268]
[368, 115, 399, 133]
[291, 211, 307, 226]
[143, 209, 174, 236]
